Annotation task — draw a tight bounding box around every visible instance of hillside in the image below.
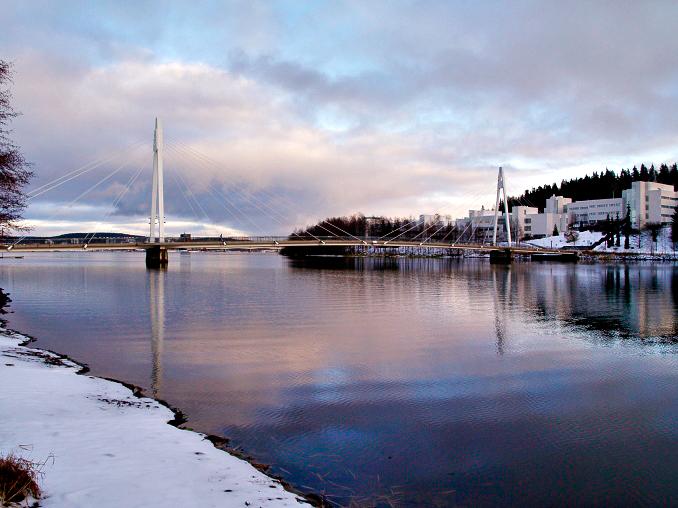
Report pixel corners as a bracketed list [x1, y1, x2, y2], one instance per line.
[509, 163, 678, 210]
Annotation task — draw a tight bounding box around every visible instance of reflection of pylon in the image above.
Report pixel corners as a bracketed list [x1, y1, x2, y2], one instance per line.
[492, 166, 512, 246]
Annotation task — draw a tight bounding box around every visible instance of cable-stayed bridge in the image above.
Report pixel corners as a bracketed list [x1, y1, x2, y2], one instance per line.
[4, 118, 558, 266]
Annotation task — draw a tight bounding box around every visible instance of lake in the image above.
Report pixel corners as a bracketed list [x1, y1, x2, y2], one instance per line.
[1, 252, 676, 506]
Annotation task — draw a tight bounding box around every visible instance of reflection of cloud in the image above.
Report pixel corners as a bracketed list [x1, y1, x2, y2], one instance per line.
[3, 1, 678, 235]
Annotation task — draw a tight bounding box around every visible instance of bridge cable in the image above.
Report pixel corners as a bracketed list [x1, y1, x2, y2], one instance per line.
[170, 141, 365, 242]
[167, 142, 328, 242]
[27, 141, 146, 200]
[167, 142, 320, 236]
[166, 143, 279, 237]
[82, 162, 146, 246]
[10, 147, 145, 248]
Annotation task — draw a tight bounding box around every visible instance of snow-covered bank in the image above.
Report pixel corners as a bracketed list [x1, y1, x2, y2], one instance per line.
[525, 230, 604, 249]
[525, 227, 678, 259]
[0, 331, 305, 507]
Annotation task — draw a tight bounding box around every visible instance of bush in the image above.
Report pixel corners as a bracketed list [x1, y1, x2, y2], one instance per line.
[564, 230, 579, 243]
[0, 453, 43, 505]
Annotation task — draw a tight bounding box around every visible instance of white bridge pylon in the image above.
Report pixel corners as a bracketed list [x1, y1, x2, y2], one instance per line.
[492, 166, 512, 246]
[149, 118, 165, 243]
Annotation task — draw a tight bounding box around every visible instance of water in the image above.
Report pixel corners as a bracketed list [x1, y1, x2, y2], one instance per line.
[1, 252, 677, 506]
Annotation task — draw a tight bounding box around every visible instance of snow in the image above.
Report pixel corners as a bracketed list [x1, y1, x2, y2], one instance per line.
[525, 230, 604, 249]
[593, 226, 677, 255]
[0, 331, 306, 508]
[525, 227, 678, 257]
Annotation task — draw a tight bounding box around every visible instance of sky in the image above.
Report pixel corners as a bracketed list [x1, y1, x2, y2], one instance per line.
[2, 0, 678, 236]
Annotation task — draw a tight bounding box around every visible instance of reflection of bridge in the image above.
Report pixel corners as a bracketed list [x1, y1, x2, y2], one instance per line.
[9, 118, 564, 267]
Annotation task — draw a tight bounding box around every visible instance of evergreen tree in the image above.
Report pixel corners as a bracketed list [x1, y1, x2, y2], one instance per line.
[552, 225, 559, 236]
[509, 162, 678, 211]
[623, 205, 631, 249]
[672, 206, 678, 245]
[646, 222, 662, 255]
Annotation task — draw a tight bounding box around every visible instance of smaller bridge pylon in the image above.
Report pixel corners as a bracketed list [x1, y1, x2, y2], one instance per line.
[492, 166, 512, 248]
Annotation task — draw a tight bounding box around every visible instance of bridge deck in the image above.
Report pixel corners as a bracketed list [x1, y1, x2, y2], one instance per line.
[3, 238, 556, 255]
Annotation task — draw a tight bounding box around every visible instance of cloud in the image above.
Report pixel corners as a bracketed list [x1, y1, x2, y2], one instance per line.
[2, 1, 678, 235]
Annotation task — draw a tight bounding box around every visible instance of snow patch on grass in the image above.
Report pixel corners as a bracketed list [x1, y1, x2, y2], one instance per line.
[0, 331, 306, 508]
[526, 227, 678, 257]
[525, 231, 604, 249]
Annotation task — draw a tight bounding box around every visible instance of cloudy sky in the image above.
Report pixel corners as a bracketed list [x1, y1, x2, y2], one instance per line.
[2, 0, 678, 236]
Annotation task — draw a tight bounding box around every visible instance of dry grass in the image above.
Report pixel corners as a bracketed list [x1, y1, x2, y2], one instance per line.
[0, 453, 44, 506]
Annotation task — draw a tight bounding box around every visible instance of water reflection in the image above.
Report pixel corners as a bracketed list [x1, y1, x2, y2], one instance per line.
[492, 266, 510, 355]
[148, 269, 165, 397]
[0, 253, 676, 506]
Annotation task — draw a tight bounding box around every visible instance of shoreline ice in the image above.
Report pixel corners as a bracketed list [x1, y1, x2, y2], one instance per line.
[0, 330, 306, 507]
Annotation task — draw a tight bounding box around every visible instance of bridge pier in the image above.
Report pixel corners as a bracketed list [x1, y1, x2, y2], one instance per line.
[145, 246, 168, 269]
[489, 248, 512, 264]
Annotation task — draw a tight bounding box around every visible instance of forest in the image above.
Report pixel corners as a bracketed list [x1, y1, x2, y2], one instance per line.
[508, 163, 678, 210]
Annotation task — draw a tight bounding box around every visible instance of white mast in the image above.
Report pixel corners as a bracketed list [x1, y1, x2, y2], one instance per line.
[492, 166, 512, 246]
[149, 118, 165, 242]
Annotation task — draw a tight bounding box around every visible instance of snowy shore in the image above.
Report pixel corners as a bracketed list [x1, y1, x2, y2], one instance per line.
[0, 330, 305, 507]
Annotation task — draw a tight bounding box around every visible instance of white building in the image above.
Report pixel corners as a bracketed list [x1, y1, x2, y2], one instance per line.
[566, 197, 625, 226]
[525, 212, 569, 238]
[622, 181, 678, 229]
[511, 205, 568, 239]
[511, 206, 537, 237]
[449, 180, 678, 242]
[545, 195, 572, 214]
[419, 214, 453, 226]
[454, 208, 508, 241]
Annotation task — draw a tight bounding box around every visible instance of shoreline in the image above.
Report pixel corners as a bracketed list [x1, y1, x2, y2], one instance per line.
[0, 327, 316, 507]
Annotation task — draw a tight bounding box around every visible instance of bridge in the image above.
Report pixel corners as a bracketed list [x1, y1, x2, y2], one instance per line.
[5, 119, 565, 267]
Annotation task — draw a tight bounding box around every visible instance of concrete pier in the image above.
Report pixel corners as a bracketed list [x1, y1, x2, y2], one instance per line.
[489, 248, 513, 264]
[145, 246, 168, 269]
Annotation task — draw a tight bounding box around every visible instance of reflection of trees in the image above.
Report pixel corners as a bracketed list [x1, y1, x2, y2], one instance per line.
[520, 264, 678, 343]
[286, 257, 677, 344]
[149, 269, 165, 397]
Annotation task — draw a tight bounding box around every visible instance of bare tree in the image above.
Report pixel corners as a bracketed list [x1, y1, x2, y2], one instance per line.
[0, 61, 32, 234]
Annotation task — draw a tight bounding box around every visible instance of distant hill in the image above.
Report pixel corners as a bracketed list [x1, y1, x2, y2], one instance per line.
[508, 163, 678, 210]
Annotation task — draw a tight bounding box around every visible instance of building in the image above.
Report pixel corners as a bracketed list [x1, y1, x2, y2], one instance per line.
[545, 195, 572, 214]
[566, 197, 625, 227]
[419, 214, 453, 226]
[511, 205, 568, 239]
[449, 180, 678, 242]
[622, 181, 678, 229]
[524, 212, 569, 238]
[454, 208, 510, 241]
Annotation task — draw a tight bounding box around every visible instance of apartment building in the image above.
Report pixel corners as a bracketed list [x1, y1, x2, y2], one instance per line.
[566, 198, 625, 226]
[622, 181, 678, 228]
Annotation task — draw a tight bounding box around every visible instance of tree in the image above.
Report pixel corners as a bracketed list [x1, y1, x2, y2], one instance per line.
[565, 230, 579, 244]
[672, 205, 678, 246]
[0, 61, 32, 233]
[645, 222, 662, 255]
[552, 225, 559, 236]
[623, 205, 632, 249]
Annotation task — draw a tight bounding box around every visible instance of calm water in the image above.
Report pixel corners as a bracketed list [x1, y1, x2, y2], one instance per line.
[1, 252, 677, 506]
